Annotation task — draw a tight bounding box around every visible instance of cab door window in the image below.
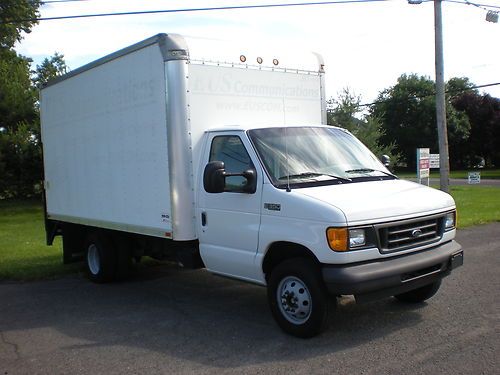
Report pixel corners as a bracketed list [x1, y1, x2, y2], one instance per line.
[209, 136, 254, 192]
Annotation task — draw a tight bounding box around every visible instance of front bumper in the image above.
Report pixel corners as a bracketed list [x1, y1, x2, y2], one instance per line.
[322, 240, 463, 302]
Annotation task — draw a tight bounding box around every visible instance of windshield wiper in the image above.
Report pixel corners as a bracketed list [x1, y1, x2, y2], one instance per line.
[279, 172, 352, 183]
[345, 168, 397, 179]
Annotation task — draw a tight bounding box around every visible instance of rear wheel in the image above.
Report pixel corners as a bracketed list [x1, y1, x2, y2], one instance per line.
[267, 258, 330, 338]
[85, 233, 116, 283]
[394, 280, 442, 303]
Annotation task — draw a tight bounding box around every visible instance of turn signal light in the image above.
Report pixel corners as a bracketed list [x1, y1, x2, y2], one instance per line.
[326, 228, 348, 251]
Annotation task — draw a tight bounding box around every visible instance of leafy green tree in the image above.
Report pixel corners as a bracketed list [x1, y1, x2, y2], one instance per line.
[0, 122, 41, 198]
[328, 88, 400, 167]
[32, 52, 69, 89]
[371, 74, 470, 169]
[452, 92, 500, 167]
[445, 77, 476, 168]
[0, 52, 70, 198]
[327, 88, 361, 131]
[0, 0, 41, 132]
[0, 49, 37, 132]
[0, 0, 41, 49]
[0, 0, 69, 197]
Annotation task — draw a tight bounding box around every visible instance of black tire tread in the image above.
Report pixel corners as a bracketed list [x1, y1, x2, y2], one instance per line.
[267, 258, 330, 338]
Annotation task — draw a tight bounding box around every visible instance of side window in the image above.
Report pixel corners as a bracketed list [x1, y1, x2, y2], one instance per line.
[209, 136, 254, 192]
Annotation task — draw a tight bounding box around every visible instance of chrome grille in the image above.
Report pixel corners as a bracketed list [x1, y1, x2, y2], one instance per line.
[377, 215, 444, 253]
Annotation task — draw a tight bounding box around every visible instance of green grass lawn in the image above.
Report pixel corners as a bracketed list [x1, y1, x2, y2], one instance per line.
[1, 187, 499, 281]
[451, 186, 500, 227]
[0, 200, 82, 281]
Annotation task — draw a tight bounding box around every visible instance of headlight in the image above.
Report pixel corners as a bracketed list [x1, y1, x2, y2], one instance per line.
[444, 211, 456, 230]
[326, 227, 369, 251]
[349, 229, 366, 248]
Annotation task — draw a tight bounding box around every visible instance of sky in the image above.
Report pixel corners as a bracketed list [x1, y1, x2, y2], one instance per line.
[15, 0, 500, 105]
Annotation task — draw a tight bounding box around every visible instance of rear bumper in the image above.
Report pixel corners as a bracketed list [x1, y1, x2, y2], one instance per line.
[322, 240, 463, 302]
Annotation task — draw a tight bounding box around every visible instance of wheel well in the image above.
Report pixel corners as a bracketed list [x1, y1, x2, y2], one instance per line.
[262, 242, 320, 280]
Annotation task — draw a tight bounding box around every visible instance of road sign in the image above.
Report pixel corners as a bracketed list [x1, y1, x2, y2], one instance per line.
[430, 154, 440, 169]
[468, 172, 481, 184]
[417, 148, 430, 184]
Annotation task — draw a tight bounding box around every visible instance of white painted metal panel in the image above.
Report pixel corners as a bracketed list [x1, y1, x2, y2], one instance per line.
[41, 43, 173, 237]
[165, 60, 196, 240]
[187, 63, 323, 186]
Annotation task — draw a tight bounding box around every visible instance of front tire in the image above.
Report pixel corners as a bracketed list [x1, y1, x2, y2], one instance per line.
[267, 258, 330, 338]
[394, 280, 442, 303]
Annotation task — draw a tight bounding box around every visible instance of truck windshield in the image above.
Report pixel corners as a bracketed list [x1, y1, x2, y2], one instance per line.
[248, 126, 395, 188]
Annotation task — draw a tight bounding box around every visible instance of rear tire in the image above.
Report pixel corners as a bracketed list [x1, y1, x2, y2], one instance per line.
[85, 233, 116, 283]
[394, 280, 442, 303]
[267, 258, 330, 338]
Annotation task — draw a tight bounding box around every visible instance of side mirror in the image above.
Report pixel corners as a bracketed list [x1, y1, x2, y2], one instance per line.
[203, 161, 225, 193]
[203, 161, 257, 194]
[380, 155, 391, 168]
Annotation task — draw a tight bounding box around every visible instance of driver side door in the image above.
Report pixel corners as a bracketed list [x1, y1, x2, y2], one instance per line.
[198, 132, 263, 282]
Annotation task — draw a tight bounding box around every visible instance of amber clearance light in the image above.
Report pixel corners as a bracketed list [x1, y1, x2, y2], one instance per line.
[326, 227, 348, 252]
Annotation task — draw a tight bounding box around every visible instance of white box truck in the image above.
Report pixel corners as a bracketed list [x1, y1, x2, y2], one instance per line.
[41, 33, 463, 337]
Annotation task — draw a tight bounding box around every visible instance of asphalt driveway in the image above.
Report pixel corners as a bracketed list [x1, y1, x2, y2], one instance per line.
[1, 223, 499, 374]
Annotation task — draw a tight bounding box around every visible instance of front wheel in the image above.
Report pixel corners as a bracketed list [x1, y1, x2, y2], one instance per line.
[394, 280, 442, 303]
[267, 258, 330, 338]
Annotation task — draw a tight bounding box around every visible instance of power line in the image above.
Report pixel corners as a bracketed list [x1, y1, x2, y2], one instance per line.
[41, 0, 500, 10]
[5, 0, 497, 23]
[444, 0, 500, 10]
[2, 0, 391, 23]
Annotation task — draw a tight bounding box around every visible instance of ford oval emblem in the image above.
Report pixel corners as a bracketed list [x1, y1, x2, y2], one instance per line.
[411, 229, 423, 238]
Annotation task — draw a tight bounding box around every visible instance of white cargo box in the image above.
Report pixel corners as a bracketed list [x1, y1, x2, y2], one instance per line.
[41, 34, 325, 241]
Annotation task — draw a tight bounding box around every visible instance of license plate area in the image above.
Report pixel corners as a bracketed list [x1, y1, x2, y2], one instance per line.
[450, 251, 464, 269]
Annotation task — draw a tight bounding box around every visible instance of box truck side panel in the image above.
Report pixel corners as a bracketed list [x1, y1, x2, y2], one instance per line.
[187, 63, 323, 186]
[41, 43, 173, 238]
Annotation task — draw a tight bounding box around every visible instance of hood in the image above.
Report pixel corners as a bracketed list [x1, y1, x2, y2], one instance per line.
[295, 179, 455, 225]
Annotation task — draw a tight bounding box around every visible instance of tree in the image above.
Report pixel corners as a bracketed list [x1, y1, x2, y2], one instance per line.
[0, 52, 70, 198]
[445, 77, 475, 169]
[0, 0, 42, 133]
[371, 74, 470, 169]
[0, 122, 41, 198]
[32, 52, 69, 89]
[452, 92, 500, 167]
[328, 88, 400, 167]
[0, 0, 41, 49]
[0, 0, 68, 198]
[0, 49, 37, 133]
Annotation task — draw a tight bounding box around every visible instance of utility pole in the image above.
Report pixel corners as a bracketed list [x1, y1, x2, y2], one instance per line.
[434, 0, 450, 193]
[408, 0, 450, 192]
[410, 0, 497, 191]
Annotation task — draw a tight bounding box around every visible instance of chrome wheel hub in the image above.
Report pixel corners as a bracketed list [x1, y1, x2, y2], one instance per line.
[87, 244, 101, 275]
[277, 276, 312, 324]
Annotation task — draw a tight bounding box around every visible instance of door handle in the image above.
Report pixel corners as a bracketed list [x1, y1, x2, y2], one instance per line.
[201, 212, 207, 227]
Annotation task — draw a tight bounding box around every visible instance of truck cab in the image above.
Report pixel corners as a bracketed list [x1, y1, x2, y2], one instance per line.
[199, 124, 462, 337]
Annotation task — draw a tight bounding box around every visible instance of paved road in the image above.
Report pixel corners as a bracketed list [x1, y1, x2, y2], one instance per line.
[405, 178, 500, 187]
[1, 224, 499, 375]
